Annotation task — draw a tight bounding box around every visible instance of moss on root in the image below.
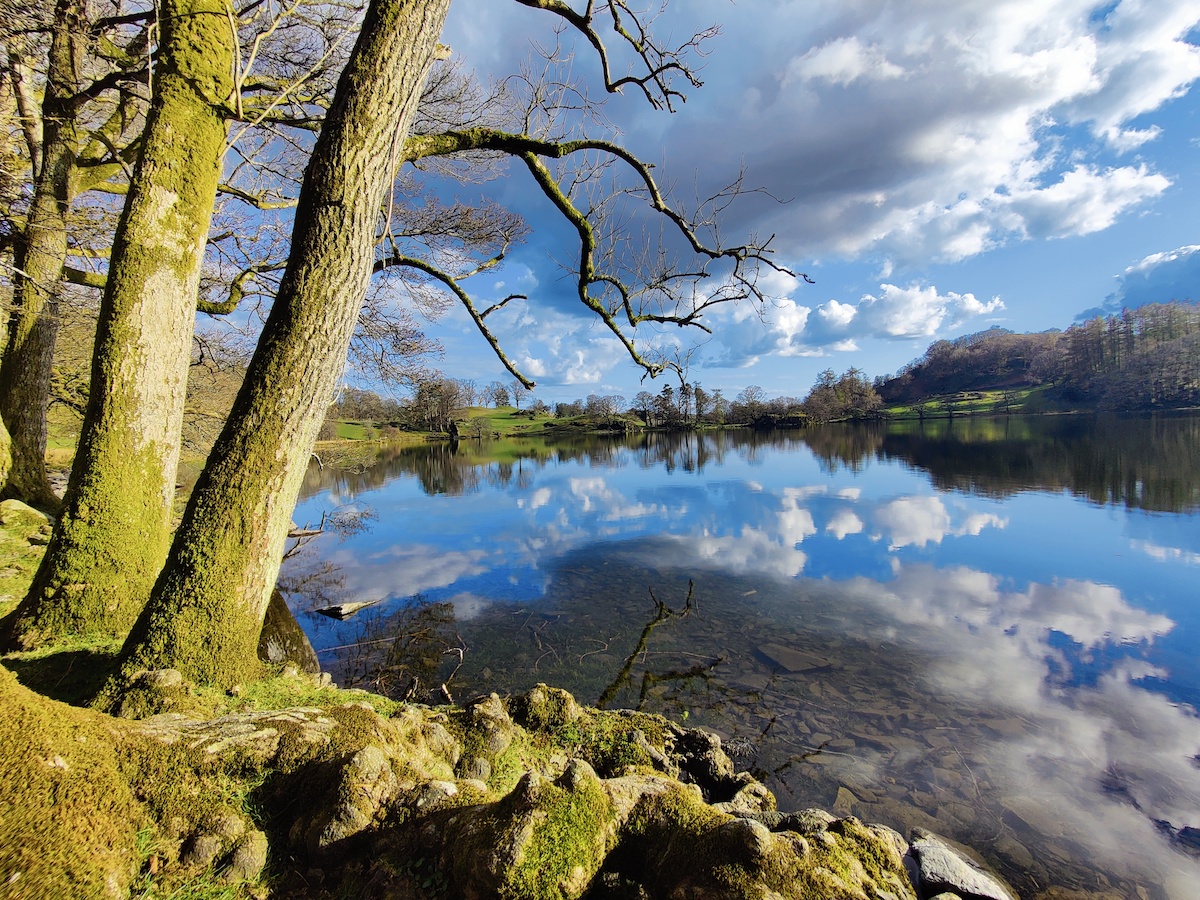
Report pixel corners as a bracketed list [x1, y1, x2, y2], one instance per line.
[1, 665, 925, 900]
[0, 664, 149, 897]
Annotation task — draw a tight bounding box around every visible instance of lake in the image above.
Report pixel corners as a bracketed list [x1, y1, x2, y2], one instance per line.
[284, 413, 1200, 899]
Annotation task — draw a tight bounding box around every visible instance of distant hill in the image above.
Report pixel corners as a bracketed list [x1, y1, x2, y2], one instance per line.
[877, 301, 1200, 411]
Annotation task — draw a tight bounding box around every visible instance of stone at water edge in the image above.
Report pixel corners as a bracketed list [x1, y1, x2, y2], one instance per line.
[906, 828, 1018, 900]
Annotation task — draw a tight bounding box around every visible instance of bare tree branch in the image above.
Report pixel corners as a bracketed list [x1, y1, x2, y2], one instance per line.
[512, 0, 716, 111]
[376, 252, 534, 389]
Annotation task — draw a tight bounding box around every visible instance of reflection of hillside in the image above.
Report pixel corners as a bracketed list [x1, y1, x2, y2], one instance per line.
[876, 414, 1200, 513]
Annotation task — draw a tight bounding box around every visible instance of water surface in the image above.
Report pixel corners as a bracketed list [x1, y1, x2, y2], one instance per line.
[284, 414, 1200, 898]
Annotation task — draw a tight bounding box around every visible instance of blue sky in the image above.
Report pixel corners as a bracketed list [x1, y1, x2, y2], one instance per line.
[393, 0, 1200, 404]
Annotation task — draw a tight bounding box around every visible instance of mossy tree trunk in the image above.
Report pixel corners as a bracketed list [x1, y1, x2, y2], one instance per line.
[105, 0, 452, 691]
[2, 0, 235, 651]
[0, 0, 86, 513]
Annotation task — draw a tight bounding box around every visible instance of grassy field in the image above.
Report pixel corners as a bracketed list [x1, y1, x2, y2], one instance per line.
[461, 405, 556, 435]
[883, 384, 1066, 419]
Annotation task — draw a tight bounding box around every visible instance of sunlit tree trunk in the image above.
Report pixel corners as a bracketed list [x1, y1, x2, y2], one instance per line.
[105, 0, 452, 691]
[3, 0, 235, 650]
[0, 0, 85, 512]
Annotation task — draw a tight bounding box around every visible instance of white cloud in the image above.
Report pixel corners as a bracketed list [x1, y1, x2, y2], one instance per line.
[784, 36, 906, 86]
[568, 476, 666, 521]
[857, 284, 1005, 339]
[874, 496, 953, 549]
[872, 495, 1008, 548]
[1003, 163, 1171, 239]
[434, 0, 1200, 382]
[826, 508, 864, 539]
[325, 543, 491, 603]
[703, 280, 1003, 359]
[1132, 539, 1200, 566]
[1092, 244, 1200, 315]
[837, 562, 1196, 892]
[804, 284, 1004, 344]
[653, 0, 1199, 264]
[519, 487, 554, 511]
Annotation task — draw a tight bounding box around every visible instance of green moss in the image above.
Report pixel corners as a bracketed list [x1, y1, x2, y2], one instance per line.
[6, 437, 175, 650]
[228, 677, 401, 717]
[2, 643, 122, 705]
[550, 709, 670, 777]
[0, 666, 151, 896]
[503, 774, 613, 900]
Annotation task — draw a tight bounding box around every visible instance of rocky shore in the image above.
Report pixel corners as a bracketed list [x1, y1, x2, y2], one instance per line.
[1, 656, 1018, 899]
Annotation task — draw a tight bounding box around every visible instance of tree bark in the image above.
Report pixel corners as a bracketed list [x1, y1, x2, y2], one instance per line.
[105, 0, 452, 691]
[2, 0, 235, 650]
[0, 0, 86, 512]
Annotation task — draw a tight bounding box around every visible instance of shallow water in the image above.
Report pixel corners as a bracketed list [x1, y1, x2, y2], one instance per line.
[285, 414, 1200, 898]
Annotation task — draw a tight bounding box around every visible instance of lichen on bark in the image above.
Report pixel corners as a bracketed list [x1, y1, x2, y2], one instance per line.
[104, 0, 453, 695]
[2, 0, 237, 651]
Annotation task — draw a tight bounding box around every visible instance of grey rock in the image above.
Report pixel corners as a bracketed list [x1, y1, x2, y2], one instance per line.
[145, 669, 184, 688]
[415, 779, 459, 810]
[0, 498, 50, 529]
[180, 833, 225, 869]
[718, 817, 774, 860]
[459, 755, 491, 782]
[672, 728, 736, 799]
[295, 744, 397, 853]
[469, 693, 515, 756]
[790, 808, 837, 832]
[907, 828, 1017, 900]
[509, 683, 582, 730]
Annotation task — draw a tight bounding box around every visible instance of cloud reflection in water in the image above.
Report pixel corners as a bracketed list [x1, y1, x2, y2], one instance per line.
[287, 427, 1200, 897]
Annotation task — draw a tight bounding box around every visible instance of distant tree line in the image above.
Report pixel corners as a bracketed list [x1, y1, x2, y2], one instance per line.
[878, 301, 1200, 410]
[322, 377, 828, 435]
[328, 300, 1200, 437]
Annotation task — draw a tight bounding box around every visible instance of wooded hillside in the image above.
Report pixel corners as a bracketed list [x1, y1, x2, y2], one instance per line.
[878, 300, 1200, 410]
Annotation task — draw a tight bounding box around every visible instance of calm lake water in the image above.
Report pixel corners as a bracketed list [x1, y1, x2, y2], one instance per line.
[284, 414, 1200, 899]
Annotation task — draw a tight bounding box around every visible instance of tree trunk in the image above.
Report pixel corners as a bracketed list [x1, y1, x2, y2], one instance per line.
[0, 0, 85, 513]
[104, 0, 452, 692]
[2, 0, 235, 650]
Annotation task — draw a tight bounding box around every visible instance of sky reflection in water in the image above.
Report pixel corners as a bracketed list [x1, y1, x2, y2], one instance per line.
[286, 417, 1200, 898]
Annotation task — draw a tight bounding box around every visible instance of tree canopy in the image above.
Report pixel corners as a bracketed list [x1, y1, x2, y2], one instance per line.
[0, 0, 791, 697]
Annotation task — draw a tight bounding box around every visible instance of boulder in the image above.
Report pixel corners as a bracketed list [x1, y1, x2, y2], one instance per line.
[0, 498, 50, 529]
[906, 828, 1019, 900]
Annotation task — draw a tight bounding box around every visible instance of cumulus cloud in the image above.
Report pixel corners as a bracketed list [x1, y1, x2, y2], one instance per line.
[831, 561, 1198, 892]
[1085, 244, 1200, 316]
[486, 304, 630, 387]
[1132, 538, 1200, 566]
[324, 543, 491, 604]
[432, 1, 1199, 383]
[703, 281, 1003, 361]
[826, 508, 864, 539]
[650, 0, 1198, 264]
[568, 476, 666, 521]
[1003, 163, 1171, 239]
[871, 495, 1007, 549]
[783, 36, 906, 86]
